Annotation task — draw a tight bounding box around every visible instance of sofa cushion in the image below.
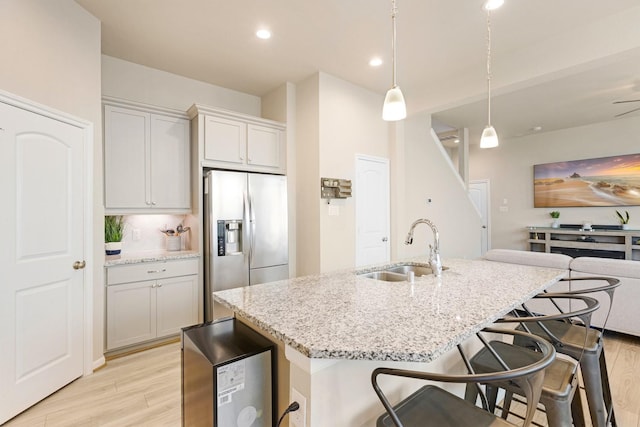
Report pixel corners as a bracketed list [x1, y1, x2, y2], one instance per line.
[570, 257, 640, 278]
[484, 249, 572, 270]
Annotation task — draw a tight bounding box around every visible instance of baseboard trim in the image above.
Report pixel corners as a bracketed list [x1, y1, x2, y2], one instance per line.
[92, 356, 106, 372]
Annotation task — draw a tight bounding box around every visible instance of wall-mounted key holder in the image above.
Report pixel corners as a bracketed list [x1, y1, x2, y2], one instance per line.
[321, 177, 352, 202]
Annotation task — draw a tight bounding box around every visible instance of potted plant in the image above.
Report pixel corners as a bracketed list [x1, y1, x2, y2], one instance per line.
[549, 211, 560, 228]
[105, 215, 125, 255]
[616, 210, 630, 230]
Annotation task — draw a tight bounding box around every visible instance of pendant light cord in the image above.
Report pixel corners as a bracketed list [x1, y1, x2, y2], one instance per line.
[486, 10, 492, 126]
[391, 0, 398, 88]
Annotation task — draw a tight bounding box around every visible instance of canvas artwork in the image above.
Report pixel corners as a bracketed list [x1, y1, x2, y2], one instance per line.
[534, 153, 640, 207]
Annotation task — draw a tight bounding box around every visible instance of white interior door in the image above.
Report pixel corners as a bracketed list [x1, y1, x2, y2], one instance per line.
[469, 180, 490, 255]
[355, 156, 390, 267]
[0, 99, 86, 423]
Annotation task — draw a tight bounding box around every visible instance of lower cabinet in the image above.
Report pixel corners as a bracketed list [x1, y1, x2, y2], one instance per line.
[106, 259, 199, 351]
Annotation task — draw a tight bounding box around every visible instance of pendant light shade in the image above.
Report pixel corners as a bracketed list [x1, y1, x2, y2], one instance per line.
[480, 125, 499, 148]
[480, 9, 499, 148]
[382, 0, 406, 121]
[383, 85, 406, 121]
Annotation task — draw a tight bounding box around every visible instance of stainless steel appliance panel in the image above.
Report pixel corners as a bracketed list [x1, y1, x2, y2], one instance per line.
[249, 264, 290, 286]
[247, 173, 288, 269]
[204, 171, 250, 321]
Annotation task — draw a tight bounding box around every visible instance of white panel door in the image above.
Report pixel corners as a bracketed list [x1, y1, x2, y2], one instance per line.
[469, 180, 490, 255]
[0, 101, 85, 424]
[355, 156, 390, 267]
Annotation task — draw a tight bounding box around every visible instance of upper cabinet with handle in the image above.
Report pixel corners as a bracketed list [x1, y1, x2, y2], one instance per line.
[104, 99, 191, 213]
[189, 104, 286, 174]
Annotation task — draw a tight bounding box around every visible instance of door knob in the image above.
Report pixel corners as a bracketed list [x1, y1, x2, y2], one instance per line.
[73, 260, 86, 270]
[482, 225, 487, 229]
[382, 237, 388, 242]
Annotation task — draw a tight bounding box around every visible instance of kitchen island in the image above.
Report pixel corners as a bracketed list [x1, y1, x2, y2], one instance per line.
[213, 257, 568, 426]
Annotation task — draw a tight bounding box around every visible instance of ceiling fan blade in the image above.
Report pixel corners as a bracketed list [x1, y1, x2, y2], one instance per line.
[615, 106, 640, 117]
[613, 99, 640, 104]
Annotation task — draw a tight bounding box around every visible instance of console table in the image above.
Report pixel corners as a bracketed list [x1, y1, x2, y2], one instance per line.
[526, 227, 640, 260]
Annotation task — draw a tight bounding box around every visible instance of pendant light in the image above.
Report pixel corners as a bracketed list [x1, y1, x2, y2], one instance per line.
[480, 7, 499, 148]
[382, 0, 406, 121]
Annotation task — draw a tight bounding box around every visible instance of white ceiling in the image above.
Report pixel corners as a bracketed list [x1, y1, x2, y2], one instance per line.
[75, 0, 640, 143]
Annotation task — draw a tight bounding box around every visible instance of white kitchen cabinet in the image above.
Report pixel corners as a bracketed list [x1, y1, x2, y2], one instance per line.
[104, 100, 191, 213]
[105, 258, 198, 351]
[192, 104, 286, 174]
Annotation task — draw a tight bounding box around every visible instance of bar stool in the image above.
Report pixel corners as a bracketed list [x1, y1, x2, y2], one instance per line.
[372, 327, 555, 427]
[535, 276, 621, 427]
[468, 294, 600, 426]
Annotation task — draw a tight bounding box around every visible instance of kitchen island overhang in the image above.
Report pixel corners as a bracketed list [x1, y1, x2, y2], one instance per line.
[212, 257, 569, 426]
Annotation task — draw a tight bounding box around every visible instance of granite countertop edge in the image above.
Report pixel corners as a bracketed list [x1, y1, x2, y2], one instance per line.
[105, 250, 201, 266]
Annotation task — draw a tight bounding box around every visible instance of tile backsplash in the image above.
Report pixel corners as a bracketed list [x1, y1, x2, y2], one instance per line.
[118, 214, 191, 253]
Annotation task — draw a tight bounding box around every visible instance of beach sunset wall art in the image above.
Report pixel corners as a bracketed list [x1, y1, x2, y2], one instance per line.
[534, 153, 640, 207]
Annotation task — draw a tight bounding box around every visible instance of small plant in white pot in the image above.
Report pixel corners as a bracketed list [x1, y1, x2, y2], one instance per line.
[616, 210, 630, 230]
[550, 211, 560, 228]
[105, 215, 124, 255]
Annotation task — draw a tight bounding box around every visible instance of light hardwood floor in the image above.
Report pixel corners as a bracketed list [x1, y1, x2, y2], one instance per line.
[4, 332, 640, 426]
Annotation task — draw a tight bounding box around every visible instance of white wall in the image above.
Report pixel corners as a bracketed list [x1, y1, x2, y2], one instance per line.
[399, 113, 483, 260]
[102, 55, 260, 115]
[0, 0, 103, 365]
[262, 83, 297, 279]
[470, 115, 640, 250]
[295, 75, 321, 276]
[318, 73, 389, 272]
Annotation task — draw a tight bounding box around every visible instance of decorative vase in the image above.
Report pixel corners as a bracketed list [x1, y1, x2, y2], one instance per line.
[551, 219, 560, 228]
[622, 224, 630, 230]
[105, 241, 122, 255]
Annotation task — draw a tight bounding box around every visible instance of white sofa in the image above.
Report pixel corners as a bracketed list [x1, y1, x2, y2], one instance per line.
[483, 249, 640, 337]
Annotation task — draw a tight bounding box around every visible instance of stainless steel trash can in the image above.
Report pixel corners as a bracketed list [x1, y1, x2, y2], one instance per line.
[182, 318, 276, 427]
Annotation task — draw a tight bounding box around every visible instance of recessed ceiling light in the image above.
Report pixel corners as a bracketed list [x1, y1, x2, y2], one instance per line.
[256, 29, 271, 40]
[454, 138, 460, 144]
[531, 126, 543, 132]
[369, 57, 383, 67]
[483, 0, 504, 11]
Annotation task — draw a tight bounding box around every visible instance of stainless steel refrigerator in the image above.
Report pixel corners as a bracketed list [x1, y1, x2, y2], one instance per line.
[204, 170, 288, 322]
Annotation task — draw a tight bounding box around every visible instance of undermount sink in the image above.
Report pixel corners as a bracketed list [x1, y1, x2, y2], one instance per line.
[357, 264, 448, 282]
[358, 271, 407, 282]
[385, 264, 434, 277]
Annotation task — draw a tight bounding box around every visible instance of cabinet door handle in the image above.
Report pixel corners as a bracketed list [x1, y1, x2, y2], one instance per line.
[151, 201, 156, 206]
[156, 283, 163, 288]
[147, 268, 167, 274]
[151, 283, 157, 288]
[382, 237, 388, 242]
[146, 201, 152, 206]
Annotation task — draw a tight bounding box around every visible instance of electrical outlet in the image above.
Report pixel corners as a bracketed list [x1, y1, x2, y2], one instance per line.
[132, 228, 141, 241]
[290, 388, 307, 427]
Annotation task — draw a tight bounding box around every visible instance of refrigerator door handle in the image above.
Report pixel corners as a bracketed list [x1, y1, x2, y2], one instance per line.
[243, 190, 251, 263]
[249, 193, 256, 264]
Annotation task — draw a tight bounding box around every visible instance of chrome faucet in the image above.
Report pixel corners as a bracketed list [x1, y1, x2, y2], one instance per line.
[405, 218, 443, 277]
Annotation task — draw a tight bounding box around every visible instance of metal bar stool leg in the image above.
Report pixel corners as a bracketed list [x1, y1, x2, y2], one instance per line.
[599, 348, 616, 426]
[570, 385, 586, 427]
[580, 351, 606, 427]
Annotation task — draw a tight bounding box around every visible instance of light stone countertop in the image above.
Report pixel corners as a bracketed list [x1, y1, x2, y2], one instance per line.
[213, 257, 568, 363]
[104, 250, 200, 266]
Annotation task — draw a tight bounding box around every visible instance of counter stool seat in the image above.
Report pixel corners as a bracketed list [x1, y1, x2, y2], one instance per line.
[537, 276, 621, 427]
[372, 327, 556, 427]
[469, 294, 599, 427]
